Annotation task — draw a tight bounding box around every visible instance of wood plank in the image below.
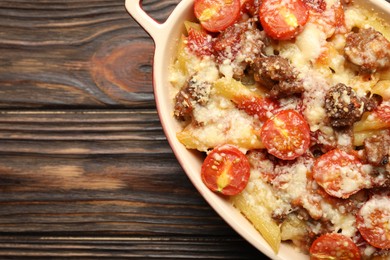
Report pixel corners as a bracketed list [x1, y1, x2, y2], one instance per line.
[0, 109, 266, 258]
[0, 110, 168, 155]
[0, 0, 180, 108]
[0, 235, 263, 259]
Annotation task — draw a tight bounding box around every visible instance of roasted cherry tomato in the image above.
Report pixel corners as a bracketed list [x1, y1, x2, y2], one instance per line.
[186, 27, 214, 57]
[310, 233, 361, 260]
[312, 149, 368, 199]
[201, 144, 250, 195]
[234, 95, 279, 122]
[357, 195, 390, 249]
[194, 0, 241, 32]
[260, 109, 310, 160]
[259, 0, 309, 40]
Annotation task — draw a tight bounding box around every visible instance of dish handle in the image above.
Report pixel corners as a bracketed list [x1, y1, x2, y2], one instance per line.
[125, 0, 163, 40]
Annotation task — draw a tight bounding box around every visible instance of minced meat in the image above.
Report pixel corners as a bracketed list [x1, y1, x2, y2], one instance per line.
[345, 27, 390, 73]
[252, 56, 304, 98]
[174, 77, 211, 120]
[214, 19, 266, 79]
[325, 83, 365, 127]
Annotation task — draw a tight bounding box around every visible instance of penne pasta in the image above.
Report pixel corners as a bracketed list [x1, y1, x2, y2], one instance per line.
[354, 129, 389, 146]
[280, 214, 307, 243]
[177, 121, 264, 152]
[379, 69, 390, 81]
[354, 111, 390, 132]
[213, 77, 265, 100]
[372, 80, 390, 100]
[231, 178, 281, 253]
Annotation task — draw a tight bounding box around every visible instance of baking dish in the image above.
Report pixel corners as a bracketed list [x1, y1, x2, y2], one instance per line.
[125, 0, 390, 259]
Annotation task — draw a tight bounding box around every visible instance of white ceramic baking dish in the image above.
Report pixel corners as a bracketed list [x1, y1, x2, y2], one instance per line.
[125, 0, 390, 259]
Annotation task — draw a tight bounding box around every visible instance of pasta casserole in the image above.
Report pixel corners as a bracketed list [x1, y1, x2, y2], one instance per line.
[169, 0, 390, 258]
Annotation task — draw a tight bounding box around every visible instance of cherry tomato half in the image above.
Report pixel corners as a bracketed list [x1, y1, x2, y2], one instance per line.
[186, 28, 214, 57]
[259, 0, 309, 40]
[260, 109, 310, 160]
[357, 195, 390, 249]
[309, 233, 361, 260]
[234, 95, 279, 122]
[312, 149, 367, 199]
[201, 144, 250, 195]
[194, 0, 241, 32]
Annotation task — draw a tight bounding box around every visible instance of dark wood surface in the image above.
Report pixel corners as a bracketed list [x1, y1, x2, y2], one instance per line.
[0, 0, 266, 258]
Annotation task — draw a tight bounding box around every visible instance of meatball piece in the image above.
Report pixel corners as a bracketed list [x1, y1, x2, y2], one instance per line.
[214, 19, 266, 79]
[325, 83, 365, 127]
[174, 77, 211, 120]
[364, 132, 390, 166]
[252, 56, 304, 97]
[345, 27, 390, 73]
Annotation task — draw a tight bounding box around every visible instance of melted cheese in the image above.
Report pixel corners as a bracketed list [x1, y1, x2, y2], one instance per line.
[360, 196, 390, 229]
[320, 202, 357, 237]
[295, 23, 327, 65]
[187, 95, 260, 152]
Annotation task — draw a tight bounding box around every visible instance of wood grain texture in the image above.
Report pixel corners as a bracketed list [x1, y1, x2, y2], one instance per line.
[0, 0, 157, 108]
[0, 0, 266, 259]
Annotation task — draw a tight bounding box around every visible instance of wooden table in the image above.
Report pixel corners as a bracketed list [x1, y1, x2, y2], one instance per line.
[0, 0, 266, 258]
